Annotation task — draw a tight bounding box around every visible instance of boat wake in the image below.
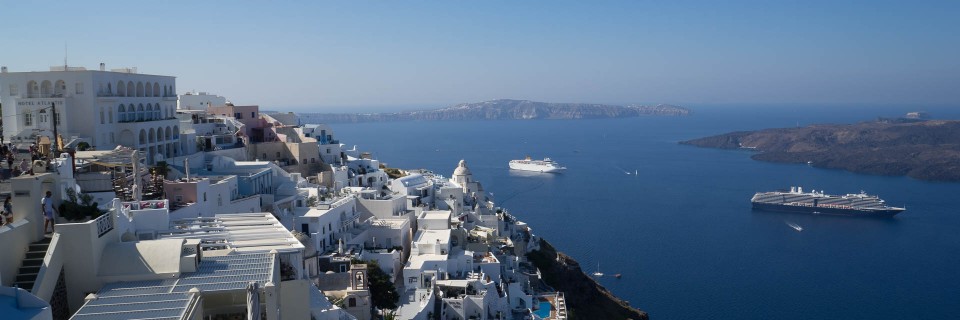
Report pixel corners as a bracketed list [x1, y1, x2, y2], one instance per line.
[785, 221, 803, 232]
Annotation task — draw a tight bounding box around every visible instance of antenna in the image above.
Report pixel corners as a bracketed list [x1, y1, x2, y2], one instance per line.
[64, 42, 68, 70]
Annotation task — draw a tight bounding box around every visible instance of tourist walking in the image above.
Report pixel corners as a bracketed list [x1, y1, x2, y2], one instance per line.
[41, 191, 58, 233]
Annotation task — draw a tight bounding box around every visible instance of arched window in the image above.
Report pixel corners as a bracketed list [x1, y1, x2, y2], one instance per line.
[40, 80, 53, 97]
[107, 82, 112, 95]
[136, 82, 144, 97]
[138, 104, 145, 121]
[54, 80, 66, 96]
[144, 82, 152, 97]
[128, 104, 136, 122]
[139, 129, 146, 145]
[165, 127, 172, 141]
[148, 128, 155, 143]
[117, 81, 125, 97]
[118, 105, 126, 122]
[100, 107, 105, 124]
[126, 81, 135, 97]
[153, 83, 160, 97]
[157, 127, 164, 141]
[27, 81, 38, 97]
[173, 125, 179, 139]
[154, 104, 161, 119]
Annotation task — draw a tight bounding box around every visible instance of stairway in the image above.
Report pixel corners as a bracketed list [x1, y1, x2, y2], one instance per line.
[13, 237, 51, 291]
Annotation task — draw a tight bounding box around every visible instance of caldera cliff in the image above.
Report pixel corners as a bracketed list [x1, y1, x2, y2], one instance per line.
[299, 99, 689, 123]
[680, 119, 960, 181]
[527, 239, 649, 320]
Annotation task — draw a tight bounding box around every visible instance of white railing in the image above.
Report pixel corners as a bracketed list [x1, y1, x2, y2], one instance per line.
[95, 212, 114, 238]
[31, 233, 65, 299]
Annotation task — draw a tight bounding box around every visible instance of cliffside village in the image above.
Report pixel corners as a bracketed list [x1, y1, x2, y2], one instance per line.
[0, 65, 568, 320]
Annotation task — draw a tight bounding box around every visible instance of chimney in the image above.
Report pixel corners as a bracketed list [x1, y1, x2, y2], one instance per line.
[99, 63, 105, 71]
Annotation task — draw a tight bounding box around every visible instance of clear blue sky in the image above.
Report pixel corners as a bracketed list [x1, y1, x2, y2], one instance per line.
[2, 1, 958, 111]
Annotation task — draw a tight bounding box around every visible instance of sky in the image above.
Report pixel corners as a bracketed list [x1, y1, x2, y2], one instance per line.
[1, 1, 958, 111]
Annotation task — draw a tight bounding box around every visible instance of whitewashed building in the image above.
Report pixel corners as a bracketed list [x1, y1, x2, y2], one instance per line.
[0, 65, 180, 164]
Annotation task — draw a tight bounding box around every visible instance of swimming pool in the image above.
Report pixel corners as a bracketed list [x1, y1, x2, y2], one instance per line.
[533, 300, 552, 319]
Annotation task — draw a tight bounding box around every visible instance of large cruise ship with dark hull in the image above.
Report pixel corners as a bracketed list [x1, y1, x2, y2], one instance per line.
[751, 186, 905, 217]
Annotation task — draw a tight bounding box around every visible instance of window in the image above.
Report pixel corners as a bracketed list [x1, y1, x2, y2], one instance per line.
[340, 265, 348, 272]
[24, 113, 32, 126]
[348, 298, 356, 307]
[251, 112, 255, 118]
[203, 192, 207, 202]
[100, 108, 105, 124]
[75, 82, 83, 94]
[326, 148, 331, 154]
[110, 132, 115, 143]
[301, 223, 309, 234]
[234, 112, 242, 119]
[8, 84, 17, 96]
[55, 113, 61, 126]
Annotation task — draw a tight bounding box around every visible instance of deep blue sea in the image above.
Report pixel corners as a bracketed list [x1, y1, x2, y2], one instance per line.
[328, 105, 960, 319]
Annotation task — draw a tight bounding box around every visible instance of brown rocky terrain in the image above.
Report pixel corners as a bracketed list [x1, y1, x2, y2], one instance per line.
[527, 239, 649, 320]
[299, 99, 689, 123]
[680, 119, 960, 181]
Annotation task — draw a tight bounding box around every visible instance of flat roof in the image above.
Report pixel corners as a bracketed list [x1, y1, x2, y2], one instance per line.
[159, 213, 304, 253]
[98, 239, 184, 277]
[421, 210, 452, 220]
[406, 253, 449, 270]
[415, 229, 451, 245]
[72, 252, 274, 320]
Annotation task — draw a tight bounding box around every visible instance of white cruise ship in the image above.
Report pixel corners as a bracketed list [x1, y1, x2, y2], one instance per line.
[509, 156, 567, 173]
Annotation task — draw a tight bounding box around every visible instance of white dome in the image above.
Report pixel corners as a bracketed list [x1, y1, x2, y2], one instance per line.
[453, 159, 471, 176]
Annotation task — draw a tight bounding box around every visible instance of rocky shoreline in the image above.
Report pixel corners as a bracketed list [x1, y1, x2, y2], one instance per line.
[527, 239, 649, 320]
[680, 119, 960, 181]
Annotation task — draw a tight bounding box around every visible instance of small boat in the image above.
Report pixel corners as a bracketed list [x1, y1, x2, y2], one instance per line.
[614, 273, 622, 279]
[592, 262, 603, 277]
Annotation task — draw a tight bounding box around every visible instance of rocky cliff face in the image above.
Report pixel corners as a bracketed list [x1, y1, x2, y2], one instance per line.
[680, 119, 960, 181]
[527, 239, 648, 320]
[299, 99, 689, 123]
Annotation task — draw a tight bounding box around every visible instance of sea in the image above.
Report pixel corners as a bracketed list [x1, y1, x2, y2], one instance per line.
[325, 105, 960, 319]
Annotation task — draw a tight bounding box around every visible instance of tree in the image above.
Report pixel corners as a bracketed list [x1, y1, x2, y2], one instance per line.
[354, 259, 399, 311]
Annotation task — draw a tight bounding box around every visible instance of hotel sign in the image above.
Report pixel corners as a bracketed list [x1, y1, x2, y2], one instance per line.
[16, 98, 65, 107]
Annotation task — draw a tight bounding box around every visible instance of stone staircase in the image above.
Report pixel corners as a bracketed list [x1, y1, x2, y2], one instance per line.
[13, 237, 51, 291]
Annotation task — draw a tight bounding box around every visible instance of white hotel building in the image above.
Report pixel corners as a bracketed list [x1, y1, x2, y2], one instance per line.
[0, 65, 181, 164]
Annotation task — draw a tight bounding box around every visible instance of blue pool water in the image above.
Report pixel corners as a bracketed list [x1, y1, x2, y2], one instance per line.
[534, 300, 552, 318]
[329, 105, 960, 319]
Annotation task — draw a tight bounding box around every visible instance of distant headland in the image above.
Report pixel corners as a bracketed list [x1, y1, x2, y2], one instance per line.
[297, 99, 690, 123]
[680, 117, 960, 181]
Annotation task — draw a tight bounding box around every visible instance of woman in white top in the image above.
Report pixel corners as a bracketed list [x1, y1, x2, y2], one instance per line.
[41, 191, 58, 233]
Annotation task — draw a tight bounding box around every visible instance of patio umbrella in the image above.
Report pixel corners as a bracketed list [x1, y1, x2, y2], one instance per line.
[246, 281, 261, 320]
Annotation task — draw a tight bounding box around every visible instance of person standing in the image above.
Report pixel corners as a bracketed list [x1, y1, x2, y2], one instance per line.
[2, 197, 12, 226]
[41, 191, 58, 233]
[19, 159, 30, 176]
